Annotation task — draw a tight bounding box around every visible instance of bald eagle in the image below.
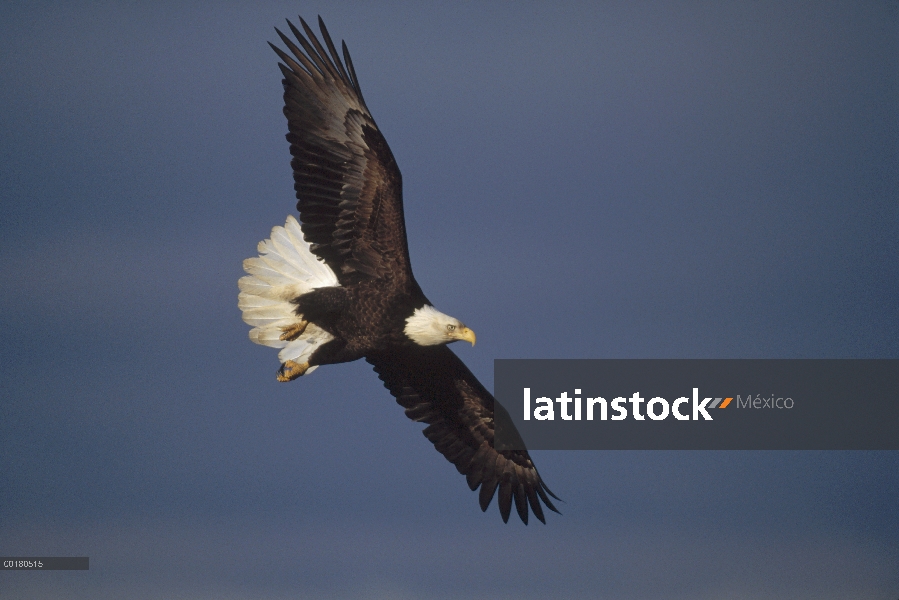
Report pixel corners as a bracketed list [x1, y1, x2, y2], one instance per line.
[238, 16, 559, 524]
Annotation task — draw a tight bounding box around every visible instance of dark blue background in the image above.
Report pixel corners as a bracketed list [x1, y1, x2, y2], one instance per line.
[2, 2, 897, 598]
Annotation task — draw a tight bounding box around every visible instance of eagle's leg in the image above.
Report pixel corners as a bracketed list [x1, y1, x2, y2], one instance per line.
[279, 320, 308, 341]
[277, 360, 309, 382]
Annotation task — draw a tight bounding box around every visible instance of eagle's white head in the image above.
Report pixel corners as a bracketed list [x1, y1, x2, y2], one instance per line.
[404, 305, 476, 347]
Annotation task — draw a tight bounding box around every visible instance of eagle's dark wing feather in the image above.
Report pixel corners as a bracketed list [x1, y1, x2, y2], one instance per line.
[271, 17, 414, 288]
[367, 346, 561, 524]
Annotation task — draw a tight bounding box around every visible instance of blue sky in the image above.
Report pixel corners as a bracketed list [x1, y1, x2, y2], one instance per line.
[1, 2, 897, 598]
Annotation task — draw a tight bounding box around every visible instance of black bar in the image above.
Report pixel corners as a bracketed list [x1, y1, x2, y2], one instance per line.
[495, 359, 899, 450]
[1, 557, 89, 570]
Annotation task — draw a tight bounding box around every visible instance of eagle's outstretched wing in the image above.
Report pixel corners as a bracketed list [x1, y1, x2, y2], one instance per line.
[367, 346, 561, 524]
[271, 17, 414, 288]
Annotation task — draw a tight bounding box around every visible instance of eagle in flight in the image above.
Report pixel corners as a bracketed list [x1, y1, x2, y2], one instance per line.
[238, 16, 559, 524]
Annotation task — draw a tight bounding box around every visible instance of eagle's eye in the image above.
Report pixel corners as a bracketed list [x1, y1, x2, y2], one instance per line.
[446, 324, 456, 332]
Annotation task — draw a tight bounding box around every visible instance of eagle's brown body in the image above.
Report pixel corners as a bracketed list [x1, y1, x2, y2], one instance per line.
[293, 281, 426, 364]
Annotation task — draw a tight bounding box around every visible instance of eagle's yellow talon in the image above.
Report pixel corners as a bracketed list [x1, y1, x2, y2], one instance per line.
[277, 360, 309, 382]
[279, 320, 308, 341]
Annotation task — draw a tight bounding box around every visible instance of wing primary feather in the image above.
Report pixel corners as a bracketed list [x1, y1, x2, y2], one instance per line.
[287, 19, 332, 80]
[465, 443, 492, 490]
[277, 62, 314, 94]
[341, 41, 367, 107]
[513, 476, 529, 525]
[273, 29, 321, 78]
[297, 17, 341, 81]
[317, 15, 351, 85]
[270, 46, 317, 91]
[538, 476, 563, 502]
[536, 483, 561, 515]
[479, 478, 499, 512]
[526, 485, 546, 524]
[497, 476, 513, 523]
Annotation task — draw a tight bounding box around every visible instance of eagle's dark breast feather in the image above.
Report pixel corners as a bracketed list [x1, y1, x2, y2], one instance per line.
[270, 17, 559, 524]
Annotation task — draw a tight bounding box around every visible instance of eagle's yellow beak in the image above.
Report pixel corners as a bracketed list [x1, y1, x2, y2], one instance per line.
[458, 327, 476, 346]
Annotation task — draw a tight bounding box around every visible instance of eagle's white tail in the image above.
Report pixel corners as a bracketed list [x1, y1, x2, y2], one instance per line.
[238, 215, 339, 374]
